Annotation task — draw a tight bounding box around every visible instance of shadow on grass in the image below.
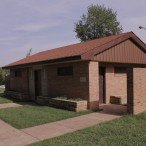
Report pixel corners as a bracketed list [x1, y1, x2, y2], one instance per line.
[1, 93, 38, 107]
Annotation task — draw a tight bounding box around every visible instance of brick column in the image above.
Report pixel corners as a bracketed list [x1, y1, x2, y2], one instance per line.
[88, 61, 99, 110]
[41, 66, 48, 96]
[133, 68, 146, 114]
[127, 67, 146, 115]
[29, 68, 35, 100]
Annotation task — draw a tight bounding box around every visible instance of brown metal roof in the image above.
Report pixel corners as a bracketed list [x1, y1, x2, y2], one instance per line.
[95, 39, 146, 64]
[3, 32, 146, 69]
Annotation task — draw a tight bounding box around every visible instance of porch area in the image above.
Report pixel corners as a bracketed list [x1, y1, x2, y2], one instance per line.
[98, 63, 146, 115]
[99, 104, 127, 115]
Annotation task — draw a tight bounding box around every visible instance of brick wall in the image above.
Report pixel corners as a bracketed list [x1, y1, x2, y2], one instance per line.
[88, 61, 99, 110]
[46, 62, 89, 100]
[9, 68, 29, 94]
[106, 65, 127, 104]
[8, 61, 100, 111]
[28, 61, 99, 110]
[28, 67, 35, 100]
[5, 75, 10, 91]
[133, 68, 146, 114]
[42, 66, 48, 96]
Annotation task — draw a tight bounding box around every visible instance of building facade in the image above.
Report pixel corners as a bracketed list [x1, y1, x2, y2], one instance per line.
[4, 32, 146, 114]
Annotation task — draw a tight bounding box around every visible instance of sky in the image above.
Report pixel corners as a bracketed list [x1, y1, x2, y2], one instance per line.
[0, 0, 146, 66]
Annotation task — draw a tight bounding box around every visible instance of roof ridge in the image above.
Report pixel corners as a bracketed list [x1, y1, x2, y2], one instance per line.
[81, 32, 131, 56]
[130, 31, 146, 50]
[30, 32, 130, 56]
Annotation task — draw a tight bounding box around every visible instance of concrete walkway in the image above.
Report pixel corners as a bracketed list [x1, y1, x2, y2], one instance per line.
[0, 103, 22, 109]
[0, 120, 38, 146]
[22, 112, 120, 141]
[0, 112, 121, 146]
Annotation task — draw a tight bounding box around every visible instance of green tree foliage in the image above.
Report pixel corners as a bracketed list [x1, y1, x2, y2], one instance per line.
[0, 68, 8, 85]
[75, 4, 123, 42]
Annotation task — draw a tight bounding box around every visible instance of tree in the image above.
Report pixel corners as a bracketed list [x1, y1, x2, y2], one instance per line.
[75, 4, 122, 42]
[26, 48, 33, 57]
[0, 68, 8, 85]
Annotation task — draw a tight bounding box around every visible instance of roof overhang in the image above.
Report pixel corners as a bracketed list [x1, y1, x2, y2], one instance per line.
[3, 55, 82, 69]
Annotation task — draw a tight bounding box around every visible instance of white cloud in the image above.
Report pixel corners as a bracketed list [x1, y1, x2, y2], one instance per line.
[16, 23, 48, 32]
[15, 21, 61, 32]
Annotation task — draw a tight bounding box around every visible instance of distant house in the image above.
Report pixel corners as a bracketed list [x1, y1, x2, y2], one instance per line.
[3, 32, 146, 114]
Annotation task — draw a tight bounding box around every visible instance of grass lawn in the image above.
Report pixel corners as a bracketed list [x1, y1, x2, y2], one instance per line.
[0, 104, 91, 129]
[29, 112, 146, 146]
[0, 88, 13, 104]
[0, 97, 12, 104]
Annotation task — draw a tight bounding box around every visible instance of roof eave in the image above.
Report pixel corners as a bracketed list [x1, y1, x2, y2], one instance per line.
[2, 55, 82, 69]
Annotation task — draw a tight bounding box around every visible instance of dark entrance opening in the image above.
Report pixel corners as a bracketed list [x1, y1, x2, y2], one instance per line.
[34, 70, 42, 99]
[99, 67, 106, 104]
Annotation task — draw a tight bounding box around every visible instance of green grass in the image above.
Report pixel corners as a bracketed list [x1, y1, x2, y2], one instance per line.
[0, 97, 13, 104]
[0, 105, 91, 129]
[29, 112, 146, 146]
[0, 88, 13, 104]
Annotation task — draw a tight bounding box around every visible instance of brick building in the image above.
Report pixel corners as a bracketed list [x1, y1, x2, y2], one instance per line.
[3, 32, 146, 114]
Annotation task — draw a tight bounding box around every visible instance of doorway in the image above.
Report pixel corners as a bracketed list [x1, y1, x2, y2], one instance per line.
[34, 70, 42, 99]
[99, 67, 106, 104]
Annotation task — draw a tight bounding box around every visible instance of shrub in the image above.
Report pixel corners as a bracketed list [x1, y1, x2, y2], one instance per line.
[0, 68, 9, 85]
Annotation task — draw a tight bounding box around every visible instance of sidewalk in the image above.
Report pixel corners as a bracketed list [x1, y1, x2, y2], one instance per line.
[0, 103, 22, 109]
[22, 112, 120, 141]
[0, 119, 38, 146]
[0, 112, 120, 146]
